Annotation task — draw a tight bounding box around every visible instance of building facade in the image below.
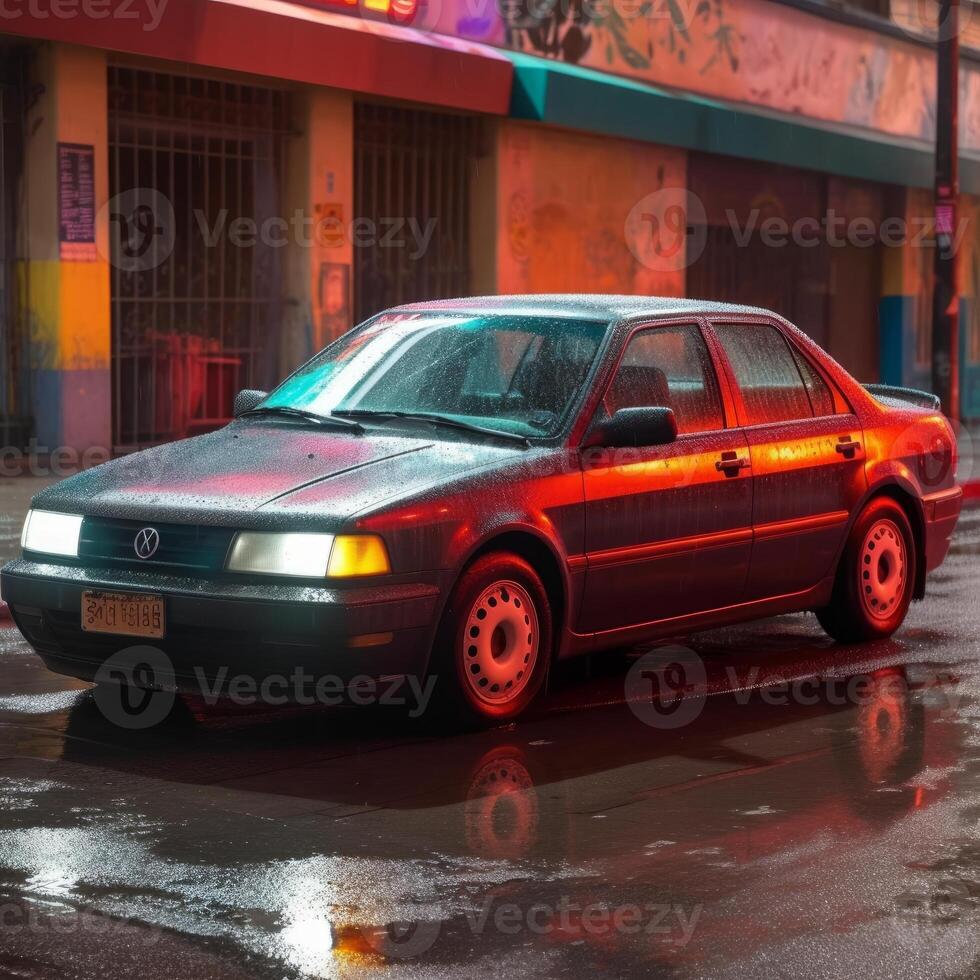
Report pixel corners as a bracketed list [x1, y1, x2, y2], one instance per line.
[1, 0, 980, 455]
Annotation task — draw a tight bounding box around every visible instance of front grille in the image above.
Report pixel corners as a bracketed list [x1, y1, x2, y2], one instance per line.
[78, 517, 236, 573]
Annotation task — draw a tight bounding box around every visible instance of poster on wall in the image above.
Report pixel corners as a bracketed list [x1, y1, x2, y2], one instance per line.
[57, 143, 97, 261]
[319, 261, 351, 344]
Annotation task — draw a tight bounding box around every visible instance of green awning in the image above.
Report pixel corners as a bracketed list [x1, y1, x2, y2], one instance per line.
[505, 51, 980, 194]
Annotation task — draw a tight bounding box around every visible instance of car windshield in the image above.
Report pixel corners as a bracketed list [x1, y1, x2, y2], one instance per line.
[258, 312, 609, 438]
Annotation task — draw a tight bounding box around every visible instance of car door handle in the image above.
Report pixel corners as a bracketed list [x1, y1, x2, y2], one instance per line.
[835, 438, 862, 458]
[716, 453, 750, 473]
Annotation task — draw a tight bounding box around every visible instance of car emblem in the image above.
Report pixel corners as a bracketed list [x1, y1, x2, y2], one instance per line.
[134, 527, 161, 560]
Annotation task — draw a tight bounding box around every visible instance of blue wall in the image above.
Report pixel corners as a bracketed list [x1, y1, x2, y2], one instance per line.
[879, 295, 980, 418]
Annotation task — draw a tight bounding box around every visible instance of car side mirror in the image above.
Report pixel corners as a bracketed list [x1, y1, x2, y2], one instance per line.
[582, 407, 678, 449]
[233, 389, 268, 417]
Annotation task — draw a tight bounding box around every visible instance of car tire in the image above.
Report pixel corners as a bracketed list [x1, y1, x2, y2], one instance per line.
[817, 497, 917, 643]
[430, 552, 552, 727]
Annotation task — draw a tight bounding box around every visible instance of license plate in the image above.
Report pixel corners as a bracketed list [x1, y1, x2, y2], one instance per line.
[81, 591, 165, 639]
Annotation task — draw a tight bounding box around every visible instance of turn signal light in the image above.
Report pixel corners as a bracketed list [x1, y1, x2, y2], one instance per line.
[327, 534, 391, 577]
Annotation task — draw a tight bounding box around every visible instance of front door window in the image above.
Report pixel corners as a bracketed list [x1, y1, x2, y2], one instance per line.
[604, 323, 724, 435]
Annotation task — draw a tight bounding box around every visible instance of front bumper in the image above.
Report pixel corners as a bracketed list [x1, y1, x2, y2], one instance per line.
[0, 559, 443, 695]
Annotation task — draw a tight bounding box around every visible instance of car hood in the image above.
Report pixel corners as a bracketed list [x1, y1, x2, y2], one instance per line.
[34, 422, 522, 528]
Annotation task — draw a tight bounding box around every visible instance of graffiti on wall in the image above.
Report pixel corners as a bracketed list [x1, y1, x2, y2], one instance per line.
[438, 0, 980, 151]
[498, 0, 738, 76]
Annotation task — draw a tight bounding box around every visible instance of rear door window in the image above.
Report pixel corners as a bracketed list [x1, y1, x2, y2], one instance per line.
[789, 345, 837, 416]
[712, 323, 813, 426]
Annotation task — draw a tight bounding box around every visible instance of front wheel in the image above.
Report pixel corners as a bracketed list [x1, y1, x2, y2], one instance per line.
[431, 552, 552, 727]
[817, 497, 917, 643]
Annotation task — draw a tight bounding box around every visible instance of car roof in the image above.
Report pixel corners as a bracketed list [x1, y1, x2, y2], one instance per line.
[388, 294, 776, 323]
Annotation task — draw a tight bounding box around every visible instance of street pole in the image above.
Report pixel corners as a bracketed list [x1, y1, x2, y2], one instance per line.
[932, 0, 960, 420]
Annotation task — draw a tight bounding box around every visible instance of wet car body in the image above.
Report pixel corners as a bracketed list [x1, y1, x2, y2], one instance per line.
[0, 295, 963, 713]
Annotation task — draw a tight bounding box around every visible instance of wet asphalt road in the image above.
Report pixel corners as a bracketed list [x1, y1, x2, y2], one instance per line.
[0, 507, 979, 979]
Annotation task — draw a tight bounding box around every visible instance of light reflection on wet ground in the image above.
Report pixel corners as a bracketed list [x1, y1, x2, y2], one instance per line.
[0, 512, 979, 978]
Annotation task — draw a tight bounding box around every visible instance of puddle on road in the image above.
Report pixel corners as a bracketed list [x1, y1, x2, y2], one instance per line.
[0, 518, 978, 977]
[0, 690, 87, 715]
[0, 652, 977, 978]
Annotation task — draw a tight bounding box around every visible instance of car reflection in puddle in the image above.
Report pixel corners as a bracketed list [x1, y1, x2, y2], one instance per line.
[25, 629, 966, 978]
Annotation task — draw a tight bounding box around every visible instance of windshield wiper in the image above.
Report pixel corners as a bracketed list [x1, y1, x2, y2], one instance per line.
[241, 406, 363, 432]
[333, 409, 529, 446]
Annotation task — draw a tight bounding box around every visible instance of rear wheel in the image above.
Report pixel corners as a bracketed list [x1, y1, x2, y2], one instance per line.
[817, 497, 917, 643]
[431, 552, 552, 727]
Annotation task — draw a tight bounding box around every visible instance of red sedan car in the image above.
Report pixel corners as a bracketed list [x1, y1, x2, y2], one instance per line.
[2, 296, 962, 724]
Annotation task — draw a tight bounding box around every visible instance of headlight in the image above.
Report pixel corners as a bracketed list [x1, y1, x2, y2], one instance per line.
[227, 532, 335, 577]
[21, 509, 84, 557]
[226, 532, 390, 578]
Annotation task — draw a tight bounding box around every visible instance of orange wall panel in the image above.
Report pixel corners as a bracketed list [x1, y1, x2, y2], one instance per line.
[497, 122, 687, 297]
